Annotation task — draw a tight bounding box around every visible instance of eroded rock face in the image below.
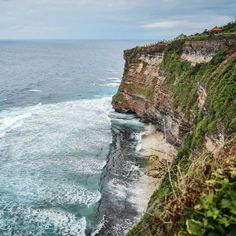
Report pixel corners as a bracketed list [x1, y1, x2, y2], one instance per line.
[181, 39, 236, 65]
[197, 83, 207, 110]
[205, 134, 225, 156]
[112, 43, 190, 147]
[112, 39, 236, 147]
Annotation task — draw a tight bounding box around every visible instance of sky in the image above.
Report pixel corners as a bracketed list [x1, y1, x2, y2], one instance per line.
[0, 0, 235, 40]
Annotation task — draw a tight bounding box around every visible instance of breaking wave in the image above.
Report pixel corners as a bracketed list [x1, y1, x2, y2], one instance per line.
[0, 97, 112, 235]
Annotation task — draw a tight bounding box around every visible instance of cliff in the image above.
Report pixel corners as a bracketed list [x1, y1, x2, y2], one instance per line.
[112, 25, 236, 235]
[113, 39, 236, 148]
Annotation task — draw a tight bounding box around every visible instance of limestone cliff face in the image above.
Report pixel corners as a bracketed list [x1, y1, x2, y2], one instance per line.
[112, 43, 187, 146]
[181, 39, 236, 65]
[112, 39, 236, 147]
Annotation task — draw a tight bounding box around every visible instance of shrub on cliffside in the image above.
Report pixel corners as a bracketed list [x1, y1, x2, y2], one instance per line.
[178, 157, 236, 236]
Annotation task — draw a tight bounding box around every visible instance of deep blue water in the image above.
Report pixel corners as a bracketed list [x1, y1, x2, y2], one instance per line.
[0, 40, 149, 235]
[0, 40, 135, 109]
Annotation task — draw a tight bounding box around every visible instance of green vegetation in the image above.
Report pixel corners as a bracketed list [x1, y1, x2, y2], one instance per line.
[112, 92, 124, 103]
[123, 82, 155, 99]
[178, 157, 236, 236]
[185, 21, 236, 41]
[185, 32, 236, 41]
[114, 60, 156, 100]
[126, 23, 236, 236]
[161, 43, 236, 141]
[112, 21, 236, 236]
[222, 21, 236, 32]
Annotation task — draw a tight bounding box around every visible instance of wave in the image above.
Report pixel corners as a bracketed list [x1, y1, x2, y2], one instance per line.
[54, 77, 76, 81]
[0, 202, 87, 236]
[0, 97, 113, 234]
[135, 131, 146, 152]
[100, 82, 121, 87]
[91, 217, 105, 236]
[98, 77, 121, 87]
[107, 178, 128, 199]
[107, 77, 121, 81]
[0, 112, 32, 138]
[135, 124, 157, 152]
[0, 102, 43, 138]
[28, 89, 42, 93]
[105, 69, 119, 75]
[110, 112, 143, 129]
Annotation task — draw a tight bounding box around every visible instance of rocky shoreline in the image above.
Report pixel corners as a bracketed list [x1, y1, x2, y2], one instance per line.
[140, 125, 176, 179]
[93, 113, 175, 236]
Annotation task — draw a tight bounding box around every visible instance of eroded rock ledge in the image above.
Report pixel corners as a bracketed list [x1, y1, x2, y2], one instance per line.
[181, 39, 236, 65]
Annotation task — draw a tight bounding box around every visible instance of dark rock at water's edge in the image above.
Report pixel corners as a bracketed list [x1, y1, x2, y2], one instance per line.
[93, 116, 146, 236]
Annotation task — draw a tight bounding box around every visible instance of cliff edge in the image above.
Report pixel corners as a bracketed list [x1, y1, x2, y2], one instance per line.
[112, 22, 236, 236]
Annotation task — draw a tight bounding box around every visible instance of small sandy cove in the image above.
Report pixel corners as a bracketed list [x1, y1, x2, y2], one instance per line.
[130, 124, 177, 214]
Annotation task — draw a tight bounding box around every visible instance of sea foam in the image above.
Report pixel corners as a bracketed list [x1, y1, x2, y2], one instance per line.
[0, 112, 32, 138]
[0, 97, 112, 235]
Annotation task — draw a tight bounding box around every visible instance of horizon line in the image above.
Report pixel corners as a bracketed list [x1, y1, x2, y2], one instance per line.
[0, 38, 159, 42]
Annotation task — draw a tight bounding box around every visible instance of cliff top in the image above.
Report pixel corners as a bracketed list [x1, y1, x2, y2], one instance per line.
[125, 21, 236, 57]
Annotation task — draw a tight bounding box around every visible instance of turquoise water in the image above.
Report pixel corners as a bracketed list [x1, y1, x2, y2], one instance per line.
[0, 40, 148, 235]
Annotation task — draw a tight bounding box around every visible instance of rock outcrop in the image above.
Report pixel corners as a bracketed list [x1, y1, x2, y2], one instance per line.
[112, 39, 236, 148]
[181, 39, 236, 65]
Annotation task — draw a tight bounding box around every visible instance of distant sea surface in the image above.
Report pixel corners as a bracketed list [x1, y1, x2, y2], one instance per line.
[0, 40, 151, 235]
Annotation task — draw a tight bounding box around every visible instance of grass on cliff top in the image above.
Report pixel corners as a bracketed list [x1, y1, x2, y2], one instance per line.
[126, 22, 236, 59]
[222, 21, 236, 32]
[179, 21, 236, 41]
[125, 21, 236, 60]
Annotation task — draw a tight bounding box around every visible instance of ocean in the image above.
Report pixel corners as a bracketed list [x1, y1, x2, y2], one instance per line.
[0, 40, 151, 235]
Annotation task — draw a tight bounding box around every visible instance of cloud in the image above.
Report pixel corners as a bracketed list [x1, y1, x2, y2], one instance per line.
[0, 0, 235, 39]
[144, 20, 181, 29]
[143, 15, 234, 31]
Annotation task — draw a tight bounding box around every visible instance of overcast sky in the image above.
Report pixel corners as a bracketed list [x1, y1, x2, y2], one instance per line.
[0, 0, 235, 40]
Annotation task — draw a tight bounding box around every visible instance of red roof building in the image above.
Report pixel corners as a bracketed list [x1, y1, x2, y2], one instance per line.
[212, 26, 222, 32]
